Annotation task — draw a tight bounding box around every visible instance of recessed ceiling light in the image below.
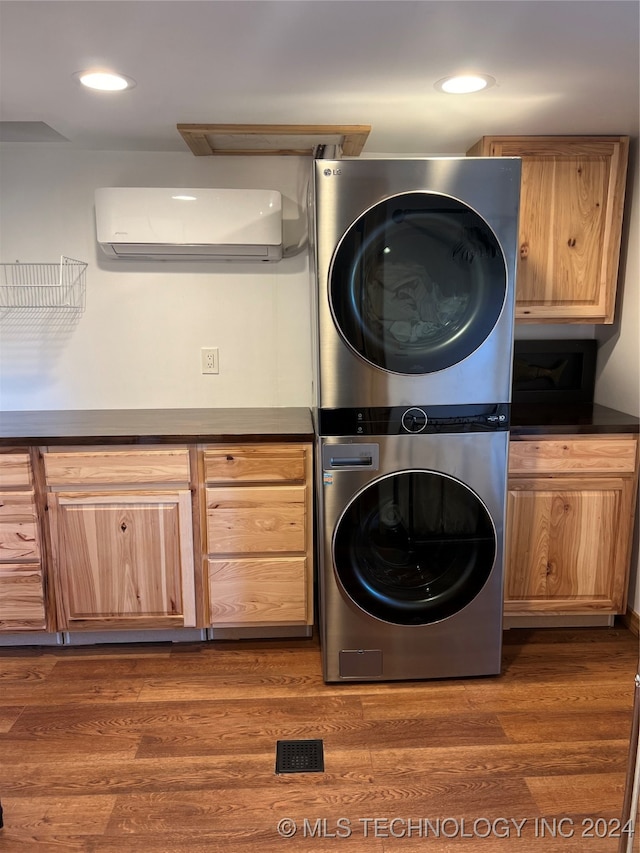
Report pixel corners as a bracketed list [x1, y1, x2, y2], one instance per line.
[74, 71, 136, 92]
[435, 74, 496, 94]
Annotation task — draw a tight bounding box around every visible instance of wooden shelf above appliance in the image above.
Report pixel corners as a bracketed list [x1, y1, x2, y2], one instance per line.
[176, 123, 371, 157]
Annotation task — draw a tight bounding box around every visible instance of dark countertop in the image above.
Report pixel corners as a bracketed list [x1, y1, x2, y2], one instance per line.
[0, 407, 314, 446]
[511, 403, 640, 436]
[0, 404, 637, 445]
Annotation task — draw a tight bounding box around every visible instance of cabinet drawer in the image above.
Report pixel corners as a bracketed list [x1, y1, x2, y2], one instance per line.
[204, 445, 306, 484]
[43, 449, 191, 486]
[0, 491, 40, 561]
[206, 486, 306, 553]
[208, 557, 308, 624]
[509, 438, 638, 475]
[0, 453, 32, 488]
[0, 565, 46, 629]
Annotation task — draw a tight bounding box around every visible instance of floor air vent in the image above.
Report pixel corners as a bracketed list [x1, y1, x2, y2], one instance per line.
[275, 739, 324, 774]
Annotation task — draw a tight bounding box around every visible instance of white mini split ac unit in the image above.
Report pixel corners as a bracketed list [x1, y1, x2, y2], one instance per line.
[94, 187, 283, 261]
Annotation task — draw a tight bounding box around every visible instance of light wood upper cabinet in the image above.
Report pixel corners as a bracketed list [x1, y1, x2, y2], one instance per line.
[467, 136, 629, 323]
[0, 451, 47, 632]
[506, 435, 639, 615]
[44, 447, 197, 632]
[202, 443, 313, 630]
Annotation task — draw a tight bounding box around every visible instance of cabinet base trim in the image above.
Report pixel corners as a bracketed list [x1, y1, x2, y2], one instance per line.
[0, 631, 63, 646]
[209, 625, 313, 640]
[61, 628, 208, 645]
[0, 626, 314, 646]
[504, 614, 615, 629]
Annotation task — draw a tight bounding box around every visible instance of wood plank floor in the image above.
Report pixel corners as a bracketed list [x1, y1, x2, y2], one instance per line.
[0, 626, 638, 852]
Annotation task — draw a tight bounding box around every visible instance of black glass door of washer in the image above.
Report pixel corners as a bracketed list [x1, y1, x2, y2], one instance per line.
[333, 471, 496, 625]
[330, 192, 507, 374]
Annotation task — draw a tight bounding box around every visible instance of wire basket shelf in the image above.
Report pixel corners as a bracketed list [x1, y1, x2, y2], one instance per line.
[0, 256, 87, 310]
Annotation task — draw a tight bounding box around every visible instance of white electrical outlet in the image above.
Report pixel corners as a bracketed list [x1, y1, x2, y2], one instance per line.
[201, 347, 219, 374]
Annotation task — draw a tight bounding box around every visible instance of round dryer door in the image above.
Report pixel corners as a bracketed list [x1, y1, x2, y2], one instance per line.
[333, 470, 496, 625]
[329, 191, 507, 374]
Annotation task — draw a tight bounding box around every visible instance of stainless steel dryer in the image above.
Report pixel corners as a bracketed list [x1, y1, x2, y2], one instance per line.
[319, 422, 509, 682]
[312, 157, 521, 410]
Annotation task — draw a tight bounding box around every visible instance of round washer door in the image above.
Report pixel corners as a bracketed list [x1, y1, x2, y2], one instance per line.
[329, 191, 507, 374]
[333, 470, 496, 625]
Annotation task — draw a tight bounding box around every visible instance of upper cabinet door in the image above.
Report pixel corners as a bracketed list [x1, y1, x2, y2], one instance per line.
[467, 136, 629, 324]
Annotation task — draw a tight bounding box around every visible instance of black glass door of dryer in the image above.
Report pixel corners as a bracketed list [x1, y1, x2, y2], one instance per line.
[333, 471, 496, 625]
[330, 192, 507, 374]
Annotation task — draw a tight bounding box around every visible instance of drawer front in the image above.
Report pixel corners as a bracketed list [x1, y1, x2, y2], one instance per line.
[0, 492, 40, 561]
[0, 453, 32, 488]
[509, 438, 638, 475]
[44, 449, 191, 486]
[206, 486, 306, 553]
[204, 445, 306, 484]
[208, 557, 308, 624]
[0, 565, 46, 629]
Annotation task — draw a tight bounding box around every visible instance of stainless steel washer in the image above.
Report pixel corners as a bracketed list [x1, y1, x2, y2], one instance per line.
[319, 428, 508, 682]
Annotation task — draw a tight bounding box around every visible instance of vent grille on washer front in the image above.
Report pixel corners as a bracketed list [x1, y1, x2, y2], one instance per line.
[275, 739, 325, 774]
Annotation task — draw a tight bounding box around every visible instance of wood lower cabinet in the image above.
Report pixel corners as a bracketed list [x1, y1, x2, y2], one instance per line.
[0, 450, 47, 632]
[506, 435, 639, 615]
[44, 447, 197, 632]
[467, 136, 629, 323]
[202, 443, 313, 631]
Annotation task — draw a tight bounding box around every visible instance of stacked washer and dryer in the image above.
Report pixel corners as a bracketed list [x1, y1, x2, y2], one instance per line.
[311, 157, 521, 682]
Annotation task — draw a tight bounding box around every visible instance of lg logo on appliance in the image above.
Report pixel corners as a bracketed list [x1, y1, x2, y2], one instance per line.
[323, 168, 342, 176]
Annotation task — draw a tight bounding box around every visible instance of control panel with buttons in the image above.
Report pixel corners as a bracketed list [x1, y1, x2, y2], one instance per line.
[319, 403, 510, 436]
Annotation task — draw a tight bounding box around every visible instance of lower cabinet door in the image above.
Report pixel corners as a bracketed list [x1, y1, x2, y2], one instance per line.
[208, 557, 309, 626]
[0, 564, 46, 631]
[49, 491, 196, 631]
[506, 475, 634, 613]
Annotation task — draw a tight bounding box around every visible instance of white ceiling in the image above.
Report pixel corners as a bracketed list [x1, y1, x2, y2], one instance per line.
[0, 0, 638, 155]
